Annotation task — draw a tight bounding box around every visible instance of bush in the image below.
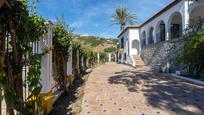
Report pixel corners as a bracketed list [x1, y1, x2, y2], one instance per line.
[104, 47, 117, 53]
[177, 21, 204, 75]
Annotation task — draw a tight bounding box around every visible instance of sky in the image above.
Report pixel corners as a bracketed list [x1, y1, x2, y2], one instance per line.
[36, 0, 172, 38]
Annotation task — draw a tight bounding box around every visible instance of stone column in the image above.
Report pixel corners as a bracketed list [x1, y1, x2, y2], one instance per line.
[40, 24, 53, 93]
[108, 53, 111, 62]
[184, 1, 190, 29]
[67, 46, 73, 75]
[81, 55, 84, 68]
[77, 49, 80, 69]
[86, 58, 89, 68]
[165, 23, 170, 41]
[153, 30, 157, 44]
[146, 34, 148, 45]
[97, 53, 100, 64]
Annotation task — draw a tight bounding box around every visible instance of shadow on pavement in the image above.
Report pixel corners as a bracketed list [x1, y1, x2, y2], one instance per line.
[108, 66, 204, 115]
[49, 78, 85, 115]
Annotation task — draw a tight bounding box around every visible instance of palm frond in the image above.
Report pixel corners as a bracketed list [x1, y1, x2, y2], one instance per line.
[111, 6, 137, 29]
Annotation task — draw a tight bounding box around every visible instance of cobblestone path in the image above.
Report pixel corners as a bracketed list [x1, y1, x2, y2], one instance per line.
[80, 62, 204, 115]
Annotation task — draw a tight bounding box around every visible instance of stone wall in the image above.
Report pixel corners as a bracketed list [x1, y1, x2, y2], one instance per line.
[141, 40, 181, 72]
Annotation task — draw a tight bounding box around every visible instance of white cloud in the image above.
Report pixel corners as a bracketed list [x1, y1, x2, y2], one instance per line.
[81, 33, 90, 36]
[40, 0, 171, 38]
[71, 20, 86, 28]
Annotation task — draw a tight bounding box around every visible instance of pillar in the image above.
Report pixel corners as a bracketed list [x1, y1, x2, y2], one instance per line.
[67, 46, 73, 75]
[165, 23, 170, 41]
[108, 53, 111, 62]
[40, 24, 53, 93]
[97, 53, 100, 64]
[86, 58, 89, 68]
[184, 1, 190, 29]
[153, 28, 157, 44]
[77, 49, 80, 69]
[81, 55, 84, 68]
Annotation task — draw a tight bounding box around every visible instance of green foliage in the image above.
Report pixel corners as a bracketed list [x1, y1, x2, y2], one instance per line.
[72, 41, 97, 75]
[112, 6, 136, 30]
[81, 47, 94, 58]
[177, 22, 204, 75]
[0, 0, 48, 114]
[109, 39, 118, 44]
[53, 18, 73, 92]
[27, 54, 43, 97]
[78, 36, 105, 47]
[104, 47, 117, 53]
[99, 52, 108, 63]
[53, 19, 73, 57]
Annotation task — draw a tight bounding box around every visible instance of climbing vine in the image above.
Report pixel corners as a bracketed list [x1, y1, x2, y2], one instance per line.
[99, 52, 108, 63]
[0, 0, 48, 114]
[72, 42, 81, 78]
[72, 42, 97, 77]
[81, 47, 96, 68]
[53, 18, 73, 93]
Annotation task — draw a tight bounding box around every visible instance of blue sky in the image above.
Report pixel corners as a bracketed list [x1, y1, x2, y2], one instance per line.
[36, 0, 172, 38]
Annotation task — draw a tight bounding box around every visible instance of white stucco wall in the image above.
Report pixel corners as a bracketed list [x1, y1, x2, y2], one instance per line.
[118, 30, 129, 63]
[140, 0, 186, 43]
[117, 0, 204, 65]
[118, 30, 129, 52]
[129, 29, 140, 55]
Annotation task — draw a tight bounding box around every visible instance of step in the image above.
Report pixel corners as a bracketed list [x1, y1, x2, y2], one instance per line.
[133, 55, 145, 65]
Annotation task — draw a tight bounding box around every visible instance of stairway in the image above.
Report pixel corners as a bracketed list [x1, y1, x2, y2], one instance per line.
[133, 55, 145, 65]
[140, 41, 182, 72]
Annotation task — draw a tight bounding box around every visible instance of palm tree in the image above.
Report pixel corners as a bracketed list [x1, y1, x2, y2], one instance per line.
[112, 6, 136, 30]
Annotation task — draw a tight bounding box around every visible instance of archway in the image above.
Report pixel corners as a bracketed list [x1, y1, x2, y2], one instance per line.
[142, 31, 146, 46]
[120, 37, 124, 48]
[148, 27, 154, 44]
[168, 12, 182, 39]
[189, 4, 204, 26]
[132, 39, 139, 55]
[156, 20, 166, 42]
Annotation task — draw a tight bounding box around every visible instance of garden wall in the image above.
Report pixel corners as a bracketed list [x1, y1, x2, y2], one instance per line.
[141, 41, 181, 72]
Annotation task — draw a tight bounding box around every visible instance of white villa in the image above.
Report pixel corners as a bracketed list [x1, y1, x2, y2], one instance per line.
[118, 0, 204, 72]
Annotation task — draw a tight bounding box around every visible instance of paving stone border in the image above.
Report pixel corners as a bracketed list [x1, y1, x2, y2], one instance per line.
[171, 74, 204, 86]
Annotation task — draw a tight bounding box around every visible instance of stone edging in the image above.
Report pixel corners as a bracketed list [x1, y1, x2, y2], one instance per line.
[171, 74, 204, 86]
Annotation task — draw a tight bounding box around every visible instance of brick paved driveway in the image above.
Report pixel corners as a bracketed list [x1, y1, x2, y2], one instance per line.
[80, 62, 204, 115]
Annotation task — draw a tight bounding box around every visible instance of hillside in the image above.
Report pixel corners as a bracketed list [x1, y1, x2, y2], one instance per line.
[73, 35, 118, 53]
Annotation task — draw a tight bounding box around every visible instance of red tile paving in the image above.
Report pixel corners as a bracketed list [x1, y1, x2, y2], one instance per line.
[80, 62, 204, 115]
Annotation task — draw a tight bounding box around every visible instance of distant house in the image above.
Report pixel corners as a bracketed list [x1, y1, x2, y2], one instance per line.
[118, 0, 204, 72]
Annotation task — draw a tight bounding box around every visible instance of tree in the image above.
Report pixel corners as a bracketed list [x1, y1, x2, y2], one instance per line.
[112, 6, 136, 30]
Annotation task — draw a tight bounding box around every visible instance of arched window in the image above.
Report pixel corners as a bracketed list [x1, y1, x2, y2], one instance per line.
[156, 20, 166, 42]
[189, 4, 204, 27]
[121, 37, 124, 48]
[132, 39, 139, 55]
[148, 27, 154, 44]
[168, 12, 182, 39]
[142, 31, 146, 46]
